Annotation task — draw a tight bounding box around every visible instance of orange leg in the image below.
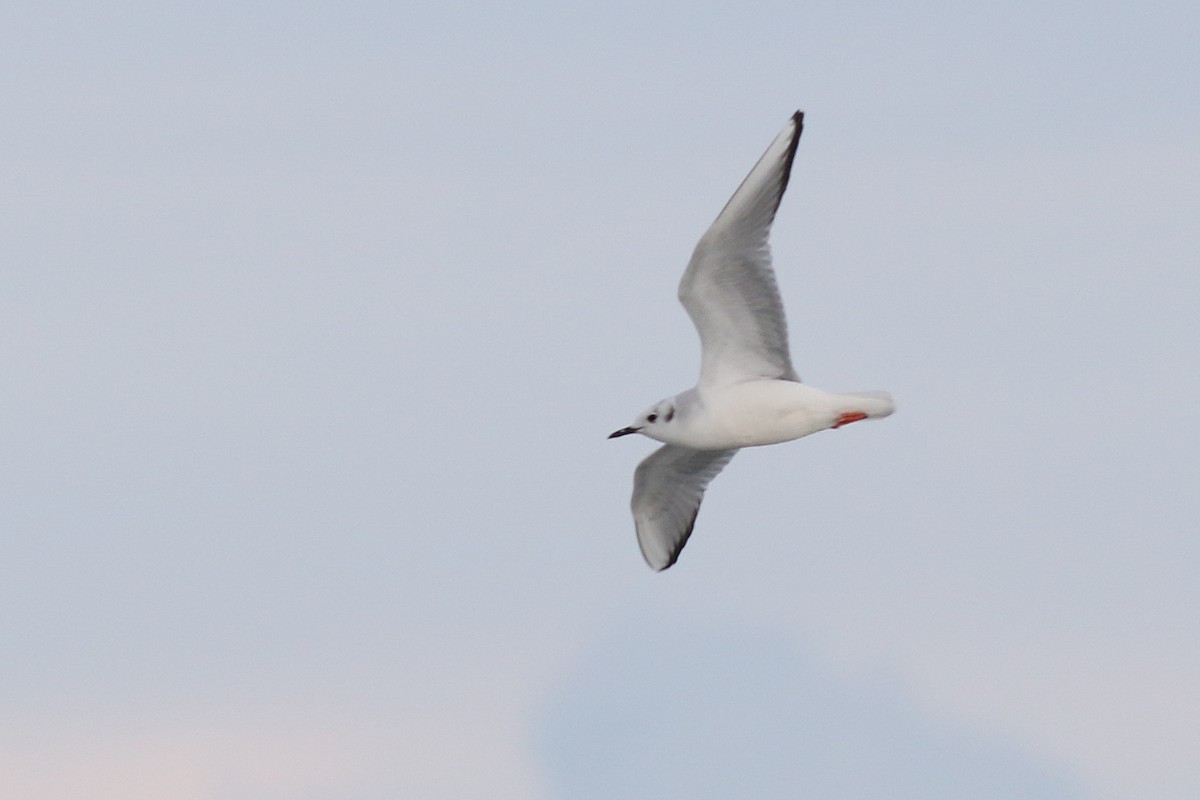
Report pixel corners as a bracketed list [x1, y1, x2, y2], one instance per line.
[833, 410, 868, 429]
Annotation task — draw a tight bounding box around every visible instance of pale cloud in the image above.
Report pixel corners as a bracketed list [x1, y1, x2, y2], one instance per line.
[0, 697, 547, 800]
[538, 619, 1088, 799]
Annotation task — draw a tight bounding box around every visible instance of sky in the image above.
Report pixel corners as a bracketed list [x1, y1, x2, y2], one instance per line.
[3, 1, 1198, 798]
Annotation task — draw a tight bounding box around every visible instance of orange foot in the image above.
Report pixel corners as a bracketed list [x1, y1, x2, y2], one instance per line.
[833, 411, 868, 429]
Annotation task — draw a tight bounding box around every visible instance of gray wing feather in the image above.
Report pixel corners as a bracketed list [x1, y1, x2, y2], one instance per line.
[631, 445, 738, 571]
[679, 111, 803, 387]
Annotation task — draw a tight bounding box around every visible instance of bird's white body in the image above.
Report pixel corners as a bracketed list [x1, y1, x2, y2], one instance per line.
[610, 111, 894, 571]
[645, 383, 894, 451]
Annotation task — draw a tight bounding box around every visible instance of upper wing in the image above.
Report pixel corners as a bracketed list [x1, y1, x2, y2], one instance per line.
[679, 111, 803, 388]
[631, 444, 738, 571]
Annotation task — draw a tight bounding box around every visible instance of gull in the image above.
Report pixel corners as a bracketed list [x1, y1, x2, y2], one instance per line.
[609, 111, 894, 571]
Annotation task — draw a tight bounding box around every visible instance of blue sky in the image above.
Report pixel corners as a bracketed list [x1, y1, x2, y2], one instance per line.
[3, 2, 1198, 798]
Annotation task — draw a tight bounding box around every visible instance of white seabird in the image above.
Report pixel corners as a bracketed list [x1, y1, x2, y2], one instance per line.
[609, 111, 895, 571]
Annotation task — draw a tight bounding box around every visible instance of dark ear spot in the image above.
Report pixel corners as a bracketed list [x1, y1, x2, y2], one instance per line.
[665, 407, 675, 422]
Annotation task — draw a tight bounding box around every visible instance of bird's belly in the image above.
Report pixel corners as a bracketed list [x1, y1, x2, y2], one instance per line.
[691, 382, 833, 449]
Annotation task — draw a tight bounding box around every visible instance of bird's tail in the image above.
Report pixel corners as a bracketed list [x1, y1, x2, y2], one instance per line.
[846, 390, 895, 419]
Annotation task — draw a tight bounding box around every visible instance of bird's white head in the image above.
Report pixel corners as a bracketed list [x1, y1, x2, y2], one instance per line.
[608, 398, 678, 443]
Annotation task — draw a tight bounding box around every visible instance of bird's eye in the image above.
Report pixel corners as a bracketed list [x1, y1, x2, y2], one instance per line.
[647, 413, 658, 423]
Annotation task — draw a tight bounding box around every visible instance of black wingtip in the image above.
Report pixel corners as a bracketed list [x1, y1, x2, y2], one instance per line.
[776, 110, 805, 202]
[656, 503, 700, 572]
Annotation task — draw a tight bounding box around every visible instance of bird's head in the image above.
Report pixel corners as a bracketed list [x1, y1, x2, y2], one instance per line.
[609, 399, 677, 442]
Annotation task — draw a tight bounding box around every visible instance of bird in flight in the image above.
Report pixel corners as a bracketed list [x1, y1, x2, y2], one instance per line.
[609, 111, 894, 571]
